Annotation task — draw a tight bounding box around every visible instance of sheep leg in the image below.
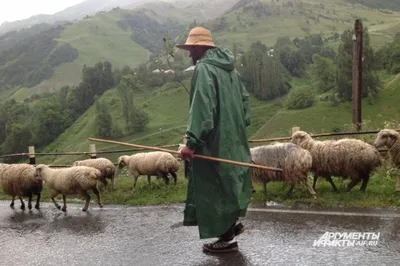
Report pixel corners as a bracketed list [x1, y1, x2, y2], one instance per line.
[35, 193, 41, 209]
[147, 175, 151, 187]
[102, 179, 108, 191]
[28, 193, 33, 210]
[326, 176, 339, 192]
[303, 179, 317, 200]
[312, 174, 318, 190]
[263, 182, 267, 197]
[18, 197, 25, 211]
[284, 184, 295, 200]
[111, 174, 115, 190]
[81, 191, 91, 212]
[92, 187, 103, 208]
[347, 178, 361, 192]
[59, 195, 68, 212]
[170, 172, 177, 185]
[132, 175, 140, 192]
[10, 196, 15, 209]
[51, 197, 61, 210]
[359, 176, 370, 192]
[162, 173, 170, 186]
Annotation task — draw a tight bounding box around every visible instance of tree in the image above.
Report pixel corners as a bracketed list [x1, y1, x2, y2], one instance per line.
[335, 27, 381, 102]
[285, 86, 315, 109]
[376, 33, 400, 74]
[117, 75, 136, 133]
[310, 54, 335, 93]
[33, 97, 73, 147]
[240, 42, 291, 101]
[117, 75, 149, 134]
[274, 37, 307, 77]
[1, 123, 33, 163]
[94, 97, 113, 138]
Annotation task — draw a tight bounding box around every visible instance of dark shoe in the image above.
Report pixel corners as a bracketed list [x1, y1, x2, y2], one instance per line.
[203, 238, 238, 253]
[234, 222, 245, 236]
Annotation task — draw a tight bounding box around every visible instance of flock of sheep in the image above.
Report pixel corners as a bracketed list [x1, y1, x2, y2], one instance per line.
[0, 151, 181, 212]
[251, 129, 400, 199]
[0, 128, 399, 212]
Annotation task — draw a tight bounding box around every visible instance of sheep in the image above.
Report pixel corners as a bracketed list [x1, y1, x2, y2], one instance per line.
[373, 129, 400, 192]
[72, 157, 116, 190]
[0, 163, 43, 211]
[250, 143, 317, 200]
[117, 151, 180, 190]
[291, 130, 382, 192]
[34, 164, 104, 212]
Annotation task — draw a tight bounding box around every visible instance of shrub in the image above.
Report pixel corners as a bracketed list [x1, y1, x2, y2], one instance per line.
[285, 86, 315, 109]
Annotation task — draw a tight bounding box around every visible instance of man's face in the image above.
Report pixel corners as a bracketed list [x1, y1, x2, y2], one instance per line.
[189, 46, 205, 65]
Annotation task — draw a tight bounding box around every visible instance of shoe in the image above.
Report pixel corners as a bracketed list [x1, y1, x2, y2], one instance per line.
[234, 222, 245, 236]
[203, 238, 238, 253]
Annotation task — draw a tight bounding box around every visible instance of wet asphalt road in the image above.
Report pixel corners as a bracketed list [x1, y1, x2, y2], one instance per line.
[0, 201, 399, 266]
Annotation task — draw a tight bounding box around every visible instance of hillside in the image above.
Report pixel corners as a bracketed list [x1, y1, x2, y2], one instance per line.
[0, 0, 239, 102]
[134, 0, 238, 23]
[37, 68, 400, 166]
[199, 0, 400, 51]
[1, 0, 400, 166]
[13, 9, 151, 100]
[0, 0, 156, 35]
[37, 78, 281, 165]
[251, 72, 400, 139]
[2, 0, 400, 101]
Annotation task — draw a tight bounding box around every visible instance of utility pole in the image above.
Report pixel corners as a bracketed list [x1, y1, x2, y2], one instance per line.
[352, 19, 363, 131]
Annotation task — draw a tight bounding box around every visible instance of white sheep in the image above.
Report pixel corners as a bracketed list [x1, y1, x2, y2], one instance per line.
[373, 129, 400, 192]
[34, 164, 104, 212]
[118, 151, 180, 190]
[250, 143, 317, 199]
[291, 130, 382, 192]
[72, 157, 116, 190]
[0, 163, 43, 211]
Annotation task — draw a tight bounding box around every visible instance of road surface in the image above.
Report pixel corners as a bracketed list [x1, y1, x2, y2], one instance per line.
[0, 201, 399, 266]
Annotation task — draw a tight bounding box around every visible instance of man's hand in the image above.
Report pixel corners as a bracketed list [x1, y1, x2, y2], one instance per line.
[179, 146, 195, 160]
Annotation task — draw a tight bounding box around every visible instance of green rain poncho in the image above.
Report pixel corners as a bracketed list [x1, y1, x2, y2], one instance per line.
[183, 46, 253, 239]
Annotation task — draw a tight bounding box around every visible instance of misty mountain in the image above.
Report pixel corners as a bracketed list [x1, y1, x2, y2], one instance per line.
[0, 0, 157, 35]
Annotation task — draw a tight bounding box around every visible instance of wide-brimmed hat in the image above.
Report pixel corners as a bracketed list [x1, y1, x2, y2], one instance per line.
[176, 27, 216, 50]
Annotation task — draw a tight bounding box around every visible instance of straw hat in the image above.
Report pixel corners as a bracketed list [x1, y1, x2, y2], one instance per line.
[176, 27, 216, 50]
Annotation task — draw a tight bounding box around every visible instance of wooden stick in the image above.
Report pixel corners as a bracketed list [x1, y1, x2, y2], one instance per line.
[88, 137, 283, 172]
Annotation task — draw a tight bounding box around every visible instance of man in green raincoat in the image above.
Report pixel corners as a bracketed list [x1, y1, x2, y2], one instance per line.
[176, 26, 253, 253]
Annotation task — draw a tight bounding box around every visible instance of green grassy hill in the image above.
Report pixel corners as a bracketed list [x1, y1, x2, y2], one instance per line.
[37, 78, 281, 165]
[203, 0, 400, 50]
[136, 0, 238, 23]
[9, 9, 151, 101]
[252, 72, 400, 140]
[34, 69, 398, 167]
[3, 0, 400, 103]
[3, 0, 400, 164]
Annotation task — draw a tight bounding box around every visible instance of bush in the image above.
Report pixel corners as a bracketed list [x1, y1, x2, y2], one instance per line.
[285, 86, 315, 109]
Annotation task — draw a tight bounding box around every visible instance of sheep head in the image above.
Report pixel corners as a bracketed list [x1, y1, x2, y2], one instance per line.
[291, 131, 312, 148]
[34, 164, 47, 179]
[374, 129, 400, 149]
[117, 156, 128, 169]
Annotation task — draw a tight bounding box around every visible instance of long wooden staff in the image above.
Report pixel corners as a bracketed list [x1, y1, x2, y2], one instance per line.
[88, 137, 283, 172]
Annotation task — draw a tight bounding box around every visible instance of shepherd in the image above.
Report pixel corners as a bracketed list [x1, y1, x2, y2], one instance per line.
[176, 26, 253, 253]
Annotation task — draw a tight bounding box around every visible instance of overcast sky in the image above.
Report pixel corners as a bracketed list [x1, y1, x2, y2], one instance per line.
[0, 0, 85, 24]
